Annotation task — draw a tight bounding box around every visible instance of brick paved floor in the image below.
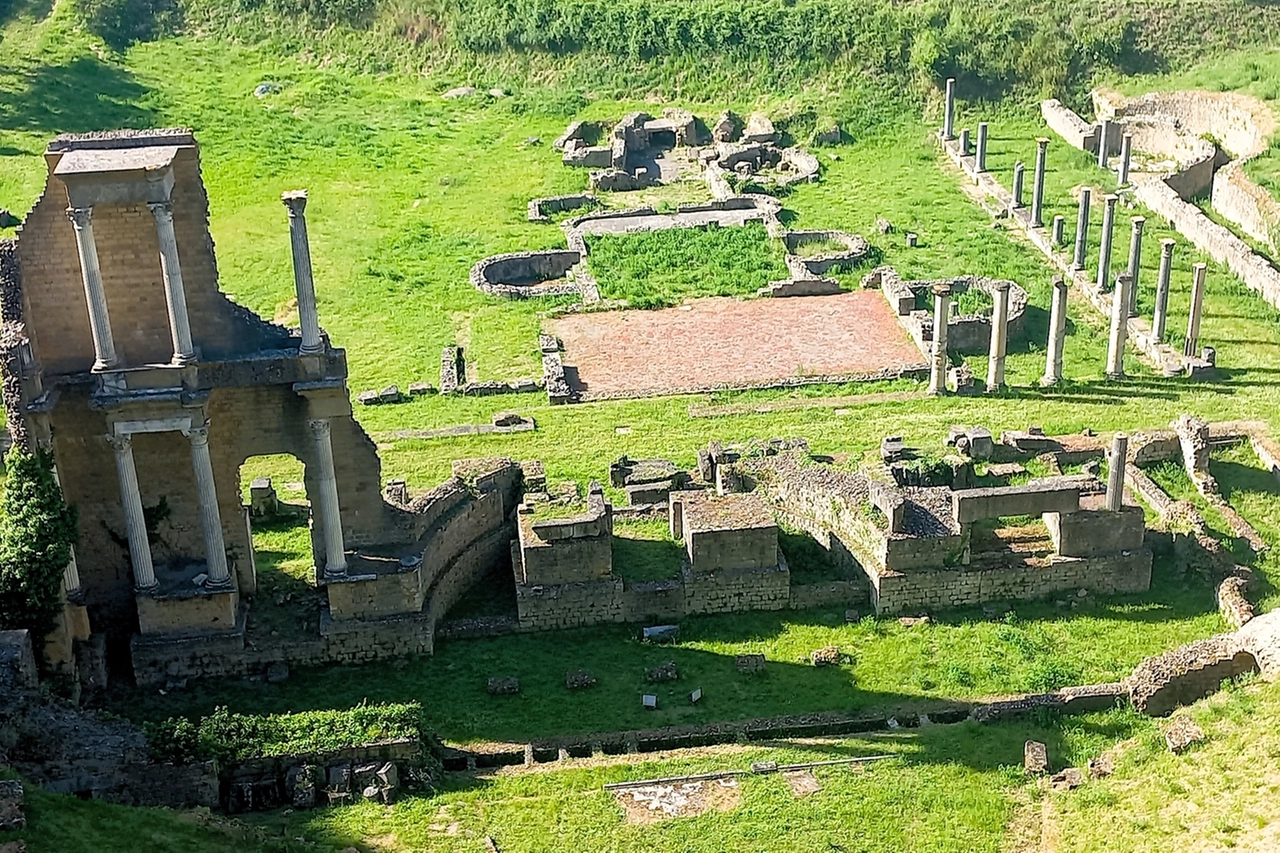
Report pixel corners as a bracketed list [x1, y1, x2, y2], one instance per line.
[550, 292, 927, 400]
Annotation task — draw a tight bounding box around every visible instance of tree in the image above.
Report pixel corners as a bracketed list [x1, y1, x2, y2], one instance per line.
[0, 445, 79, 642]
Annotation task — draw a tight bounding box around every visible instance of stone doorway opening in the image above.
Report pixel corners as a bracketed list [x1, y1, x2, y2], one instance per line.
[238, 454, 324, 640]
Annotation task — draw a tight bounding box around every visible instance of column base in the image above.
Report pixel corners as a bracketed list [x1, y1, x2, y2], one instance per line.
[202, 575, 234, 592]
[171, 352, 197, 367]
[1105, 371, 1126, 381]
[323, 564, 349, 582]
[299, 342, 325, 356]
[1040, 375, 1062, 388]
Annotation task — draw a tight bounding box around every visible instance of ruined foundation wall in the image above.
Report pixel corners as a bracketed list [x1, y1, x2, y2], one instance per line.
[1212, 161, 1280, 251]
[874, 551, 1153, 614]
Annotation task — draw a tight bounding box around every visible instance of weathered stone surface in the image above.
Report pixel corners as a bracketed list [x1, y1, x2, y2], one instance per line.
[742, 113, 778, 144]
[1050, 768, 1084, 791]
[442, 86, 477, 99]
[712, 110, 742, 143]
[1087, 752, 1114, 778]
[1164, 716, 1206, 753]
[487, 676, 520, 695]
[0, 780, 25, 832]
[736, 654, 766, 673]
[646, 661, 679, 682]
[1024, 741, 1049, 775]
[810, 646, 841, 667]
[565, 669, 597, 690]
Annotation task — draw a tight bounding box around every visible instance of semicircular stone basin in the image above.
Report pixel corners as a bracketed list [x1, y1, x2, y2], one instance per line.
[471, 250, 582, 299]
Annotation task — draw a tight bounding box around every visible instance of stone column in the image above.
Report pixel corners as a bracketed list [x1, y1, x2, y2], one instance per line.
[1118, 133, 1133, 186]
[986, 281, 1011, 391]
[66, 207, 119, 371]
[1106, 273, 1131, 379]
[1125, 216, 1145, 317]
[976, 122, 989, 173]
[1012, 162, 1025, 210]
[187, 422, 231, 589]
[1052, 215, 1065, 246]
[927, 284, 952, 396]
[1097, 119, 1112, 168]
[147, 201, 196, 366]
[308, 418, 348, 579]
[108, 434, 157, 591]
[1031, 137, 1049, 228]
[1072, 187, 1091, 271]
[1042, 277, 1069, 386]
[1106, 433, 1128, 512]
[1096, 194, 1119, 292]
[52, 466, 82, 595]
[1184, 262, 1207, 358]
[282, 191, 324, 355]
[943, 78, 956, 140]
[1152, 238, 1175, 343]
[959, 128, 971, 157]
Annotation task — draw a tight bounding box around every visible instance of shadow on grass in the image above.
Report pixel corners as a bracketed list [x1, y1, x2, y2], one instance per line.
[0, 57, 155, 135]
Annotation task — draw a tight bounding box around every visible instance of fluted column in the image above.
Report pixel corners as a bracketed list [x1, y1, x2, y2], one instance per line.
[148, 201, 196, 365]
[1041, 277, 1068, 386]
[308, 418, 348, 579]
[282, 191, 324, 355]
[1118, 133, 1133, 186]
[67, 207, 119, 371]
[109, 434, 156, 591]
[1106, 273, 1131, 379]
[1106, 433, 1128, 512]
[1152, 239, 1175, 343]
[1096, 194, 1118, 293]
[1072, 187, 1091, 271]
[187, 422, 231, 589]
[1031, 137, 1049, 228]
[1184, 263, 1208, 358]
[927, 284, 952, 396]
[986, 280, 1011, 391]
[1125, 216, 1145, 317]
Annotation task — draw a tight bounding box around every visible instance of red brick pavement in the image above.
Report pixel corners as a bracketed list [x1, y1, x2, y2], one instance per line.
[550, 292, 926, 399]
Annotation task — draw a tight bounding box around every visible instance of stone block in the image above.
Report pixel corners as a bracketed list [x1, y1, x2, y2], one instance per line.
[249, 477, 278, 517]
[286, 764, 322, 809]
[1165, 716, 1205, 753]
[487, 676, 520, 695]
[565, 669, 597, 690]
[810, 646, 841, 666]
[952, 482, 1080, 524]
[357, 390, 379, 406]
[1046, 505, 1144, 557]
[408, 382, 435, 395]
[0, 780, 24, 832]
[1050, 768, 1084, 791]
[1024, 741, 1048, 775]
[736, 653, 765, 673]
[643, 624, 680, 643]
[646, 661, 679, 682]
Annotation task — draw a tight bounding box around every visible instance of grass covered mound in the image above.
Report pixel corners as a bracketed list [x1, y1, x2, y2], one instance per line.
[144, 702, 428, 765]
[586, 223, 789, 308]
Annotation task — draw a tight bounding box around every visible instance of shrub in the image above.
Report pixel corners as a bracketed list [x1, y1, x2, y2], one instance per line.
[0, 446, 79, 643]
[79, 0, 182, 49]
[146, 702, 428, 766]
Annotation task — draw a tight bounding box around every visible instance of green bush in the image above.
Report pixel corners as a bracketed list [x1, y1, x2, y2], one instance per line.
[145, 702, 428, 766]
[0, 446, 79, 643]
[79, 0, 182, 49]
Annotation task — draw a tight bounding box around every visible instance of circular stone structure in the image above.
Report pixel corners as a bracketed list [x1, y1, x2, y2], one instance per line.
[470, 250, 583, 299]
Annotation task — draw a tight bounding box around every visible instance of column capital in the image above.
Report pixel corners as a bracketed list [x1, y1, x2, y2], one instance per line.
[1131, 216, 1145, 227]
[185, 420, 210, 446]
[308, 417, 331, 439]
[147, 200, 174, 220]
[282, 189, 309, 215]
[1052, 276, 1069, 291]
[1160, 238, 1177, 251]
[988, 279, 1012, 293]
[1103, 193, 1119, 205]
[1036, 137, 1050, 147]
[107, 433, 132, 453]
[932, 282, 953, 298]
[67, 206, 93, 228]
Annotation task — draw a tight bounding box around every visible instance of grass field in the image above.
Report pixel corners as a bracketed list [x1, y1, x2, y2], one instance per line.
[6, 0, 1280, 848]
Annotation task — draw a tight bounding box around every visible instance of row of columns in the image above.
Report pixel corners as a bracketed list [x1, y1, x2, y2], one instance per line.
[111, 415, 349, 591]
[68, 202, 197, 371]
[66, 190, 328, 373]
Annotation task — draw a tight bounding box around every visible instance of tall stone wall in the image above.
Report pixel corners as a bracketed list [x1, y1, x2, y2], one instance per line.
[17, 135, 293, 374]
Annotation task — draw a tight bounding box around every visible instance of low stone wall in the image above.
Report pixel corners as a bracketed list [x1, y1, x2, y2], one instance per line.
[1128, 634, 1259, 716]
[875, 551, 1153, 615]
[1094, 88, 1273, 161]
[1040, 99, 1099, 152]
[1135, 178, 1280, 312]
[1212, 161, 1280, 251]
[865, 266, 1027, 356]
[527, 194, 597, 222]
[469, 250, 583, 299]
[781, 229, 874, 276]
